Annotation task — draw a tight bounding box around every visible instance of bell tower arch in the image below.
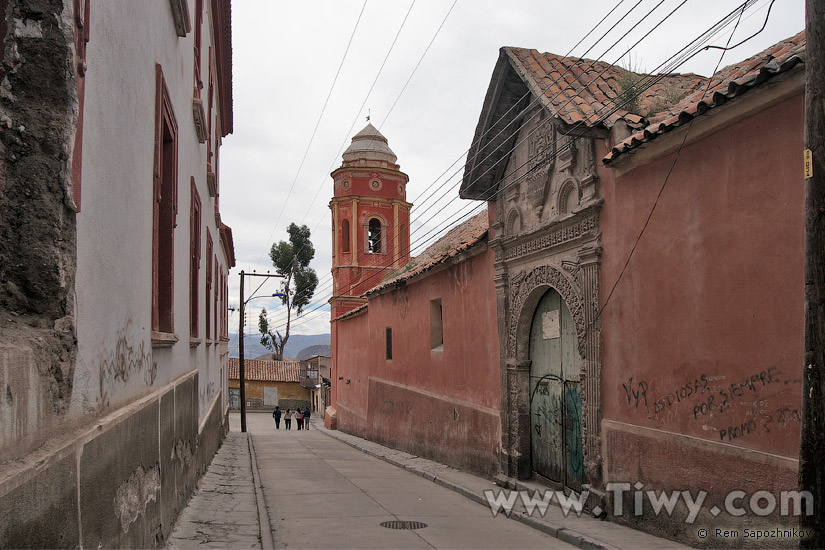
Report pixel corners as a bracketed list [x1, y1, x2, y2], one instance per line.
[329, 123, 412, 318]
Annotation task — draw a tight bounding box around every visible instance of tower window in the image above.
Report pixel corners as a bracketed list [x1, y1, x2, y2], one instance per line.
[368, 218, 382, 253]
[342, 219, 350, 252]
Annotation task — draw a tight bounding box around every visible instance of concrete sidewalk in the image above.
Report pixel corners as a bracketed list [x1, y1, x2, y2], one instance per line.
[166, 430, 269, 549]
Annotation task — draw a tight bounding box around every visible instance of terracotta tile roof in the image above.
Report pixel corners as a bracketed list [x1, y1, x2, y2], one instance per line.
[366, 209, 489, 296]
[227, 358, 300, 382]
[604, 31, 805, 163]
[333, 303, 368, 322]
[504, 47, 708, 129]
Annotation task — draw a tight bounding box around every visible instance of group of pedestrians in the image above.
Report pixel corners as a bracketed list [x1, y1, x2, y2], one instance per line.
[271, 405, 311, 430]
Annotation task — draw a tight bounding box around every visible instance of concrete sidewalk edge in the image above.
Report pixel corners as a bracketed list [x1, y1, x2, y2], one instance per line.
[312, 420, 626, 550]
[248, 434, 275, 550]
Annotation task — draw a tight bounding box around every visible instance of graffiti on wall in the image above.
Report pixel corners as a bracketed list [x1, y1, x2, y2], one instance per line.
[379, 397, 413, 417]
[199, 381, 215, 418]
[98, 323, 157, 410]
[620, 365, 801, 443]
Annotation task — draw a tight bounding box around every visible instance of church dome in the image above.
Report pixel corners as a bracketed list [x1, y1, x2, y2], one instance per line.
[342, 123, 397, 164]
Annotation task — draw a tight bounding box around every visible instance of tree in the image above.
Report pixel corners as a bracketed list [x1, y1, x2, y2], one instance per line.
[258, 223, 319, 360]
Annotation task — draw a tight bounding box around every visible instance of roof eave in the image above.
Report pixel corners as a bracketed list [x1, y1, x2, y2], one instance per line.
[366, 232, 488, 298]
[603, 57, 805, 165]
[460, 50, 515, 200]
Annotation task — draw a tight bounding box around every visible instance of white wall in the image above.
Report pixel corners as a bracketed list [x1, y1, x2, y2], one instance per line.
[75, 0, 232, 422]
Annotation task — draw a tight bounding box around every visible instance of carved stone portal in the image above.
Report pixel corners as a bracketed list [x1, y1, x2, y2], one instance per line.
[503, 257, 602, 488]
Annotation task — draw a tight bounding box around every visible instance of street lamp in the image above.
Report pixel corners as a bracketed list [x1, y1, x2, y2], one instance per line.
[237, 270, 285, 432]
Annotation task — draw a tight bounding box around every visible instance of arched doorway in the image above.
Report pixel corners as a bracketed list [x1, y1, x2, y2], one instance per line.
[528, 288, 586, 490]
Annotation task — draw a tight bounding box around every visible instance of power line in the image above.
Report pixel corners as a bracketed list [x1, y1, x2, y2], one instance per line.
[287, 0, 638, 281]
[247, 1, 422, 325]
[274, 0, 644, 307]
[253, 0, 370, 270]
[266, 0, 766, 333]
[296, 0, 417, 229]
[592, 0, 759, 328]
[283, 0, 768, 333]
[379, 0, 459, 128]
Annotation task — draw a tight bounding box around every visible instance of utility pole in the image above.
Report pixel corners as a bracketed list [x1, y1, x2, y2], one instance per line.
[238, 270, 246, 433]
[237, 270, 285, 433]
[801, 2, 825, 546]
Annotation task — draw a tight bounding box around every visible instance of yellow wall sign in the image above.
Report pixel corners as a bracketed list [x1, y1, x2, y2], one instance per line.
[805, 149, 813, 179]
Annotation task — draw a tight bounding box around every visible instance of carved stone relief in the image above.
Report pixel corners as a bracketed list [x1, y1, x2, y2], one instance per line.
[502, 258, 602, 487]
[556, 178, 581, 215]
[506, 208, 522, 236]
[502, 125, 600, 233]
[502, 212, 598, 262]
[507, 264, 585, 357]
[527, 119, 555, 174]
[557, 134, 577, 174]
[493, 112, 604, 488]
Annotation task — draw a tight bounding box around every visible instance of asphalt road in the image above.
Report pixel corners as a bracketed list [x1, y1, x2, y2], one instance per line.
[236, 412, 575, 549]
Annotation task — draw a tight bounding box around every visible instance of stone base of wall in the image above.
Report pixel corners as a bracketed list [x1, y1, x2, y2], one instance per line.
[603, 420, 801, 549]
[0, 370, 227, 549]
[337, 378, 500, 478]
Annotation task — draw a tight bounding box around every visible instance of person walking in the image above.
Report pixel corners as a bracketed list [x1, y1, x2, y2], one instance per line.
[284, 409, 292, 430]
[303, 407, 311, 430]
[272, 406, 282, 429]
[294, 408, 303, 430]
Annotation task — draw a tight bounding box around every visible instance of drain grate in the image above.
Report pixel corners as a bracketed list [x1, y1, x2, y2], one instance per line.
[380, 520, 428, 530]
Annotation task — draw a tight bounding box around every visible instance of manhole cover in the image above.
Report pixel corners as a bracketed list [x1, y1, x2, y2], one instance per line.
[380, 520, 428, 530]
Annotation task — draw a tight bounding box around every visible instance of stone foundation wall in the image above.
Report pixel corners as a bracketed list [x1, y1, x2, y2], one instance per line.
[0, 370, 226, 548]
[0, 0, 79, 461]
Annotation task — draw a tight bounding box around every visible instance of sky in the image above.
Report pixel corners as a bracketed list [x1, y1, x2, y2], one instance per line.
[220, 0, 805, 348]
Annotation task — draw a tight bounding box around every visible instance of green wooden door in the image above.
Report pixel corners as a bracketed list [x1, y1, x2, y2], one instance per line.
[529, 288, 586, 489]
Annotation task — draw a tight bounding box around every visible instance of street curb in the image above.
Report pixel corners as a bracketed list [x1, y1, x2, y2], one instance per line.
[247, 433, 275, 550]
[312, 422, 617, 550]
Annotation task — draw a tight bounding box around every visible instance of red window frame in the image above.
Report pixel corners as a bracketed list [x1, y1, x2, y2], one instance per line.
[193, 0, 203, 97]
[153, 64, 178, 334]
[189, 178, 201, 337]
[205, 229, 213, 339]
[213, 256, 219, 341]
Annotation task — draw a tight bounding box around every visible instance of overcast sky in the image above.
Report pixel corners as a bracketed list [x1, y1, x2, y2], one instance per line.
[221, 0, 805, 348]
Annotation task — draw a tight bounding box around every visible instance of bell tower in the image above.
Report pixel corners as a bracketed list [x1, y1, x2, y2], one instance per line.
[329, 123, 412, 318]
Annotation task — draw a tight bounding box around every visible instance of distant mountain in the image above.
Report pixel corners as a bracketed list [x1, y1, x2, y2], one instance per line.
[295, 344, 332, 360]
[228, 333, 330, 360]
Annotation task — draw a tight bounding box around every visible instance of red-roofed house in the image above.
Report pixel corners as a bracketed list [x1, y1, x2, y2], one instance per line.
[461, 30, 807, 545]
[328, 125, 502, 477]
[228, 358, 310, 412]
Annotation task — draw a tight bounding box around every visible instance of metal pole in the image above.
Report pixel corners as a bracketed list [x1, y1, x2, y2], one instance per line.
[239, 270, 247, 433]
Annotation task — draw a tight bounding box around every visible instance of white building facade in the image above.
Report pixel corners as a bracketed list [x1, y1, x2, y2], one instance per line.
[0, 0, 235, 546]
